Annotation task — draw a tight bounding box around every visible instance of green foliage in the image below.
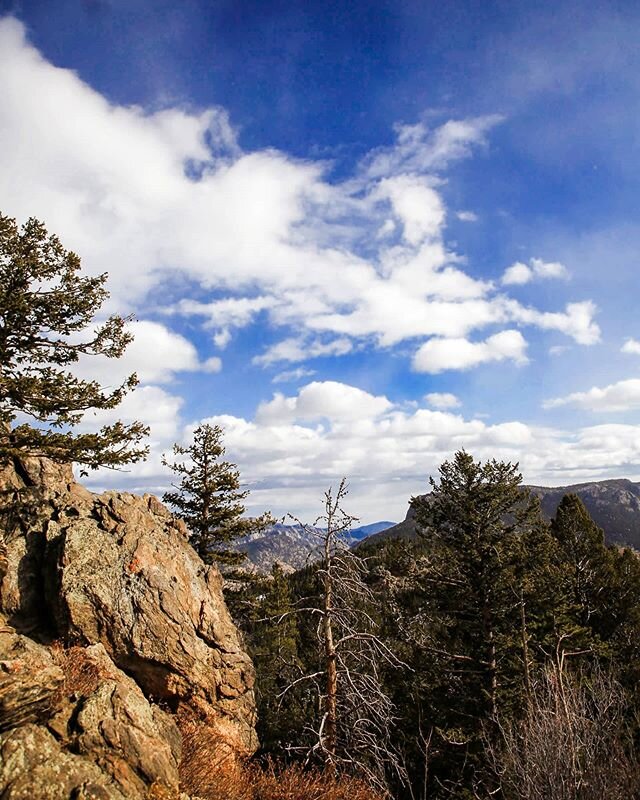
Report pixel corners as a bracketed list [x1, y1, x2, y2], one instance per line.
[0, 212, 148, 469]
[550, 494, 615, 639]
[162, 422, 270, 566]
[249, 564, 308, 753]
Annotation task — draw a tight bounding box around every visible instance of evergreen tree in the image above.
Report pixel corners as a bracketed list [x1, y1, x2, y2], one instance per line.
[412, 451, 544, 724]
[0, 212, 148, 469]
[549, 494, 640, 687]
[162, 422, 270, 566]
[550, 493, 615, 639]
[250, 563, 306, 752]
[409, 451, 550, 795]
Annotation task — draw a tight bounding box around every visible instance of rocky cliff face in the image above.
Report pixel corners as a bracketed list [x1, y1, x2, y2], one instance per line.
[0, 453, 257, 799]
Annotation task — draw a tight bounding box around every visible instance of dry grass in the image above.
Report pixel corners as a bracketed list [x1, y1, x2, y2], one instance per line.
[49, 643, 111, 701]
[177, 704, 246, 798]
[180, 758, 384, 800]
[176, 705, 383, 800]
[247, 762, 385, 800]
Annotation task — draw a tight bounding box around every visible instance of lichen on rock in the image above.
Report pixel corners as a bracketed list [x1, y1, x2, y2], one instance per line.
[0, 452, 258, 799]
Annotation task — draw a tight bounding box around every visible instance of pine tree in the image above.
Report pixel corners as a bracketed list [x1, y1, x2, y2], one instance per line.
[551, 494, 614, 634]
[162, 423, 270, 567]
[250, 563, 305, 752]
[547, 494, 640, 677]
[409, 451, 549, 795]
[412, 451, 543, 725]
[0, 212, 148, 469]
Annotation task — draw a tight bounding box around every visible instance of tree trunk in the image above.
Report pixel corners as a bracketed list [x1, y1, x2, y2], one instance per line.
[322, 505, 338, 764]
[520, 589, 531, 701]
[482, 600, 498, 721]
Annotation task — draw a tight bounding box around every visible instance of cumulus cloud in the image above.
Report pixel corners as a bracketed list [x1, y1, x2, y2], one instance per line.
[185, 388, 640, 521]
[256, 381, 392, 424]
[80, 384, 184, 455]
[73, 320, 220, 385]
[374, 175, 445, 245]
[544, 379, 640, 412]
[502, 257, 569, 285]
[502, 262, 533, 285]
[80, 377, 640, 521]
[506, 300, 599, 345]
[622, 338, 640, 355]
[0, 17, 600, 376]
[425, 392, 461, 409]
[413, 330, 528, 373]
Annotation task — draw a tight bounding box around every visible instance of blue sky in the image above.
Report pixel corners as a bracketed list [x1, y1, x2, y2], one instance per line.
[2, 0, 640, 522]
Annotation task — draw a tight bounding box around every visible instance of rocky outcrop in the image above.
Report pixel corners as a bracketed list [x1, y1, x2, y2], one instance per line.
[0, 452, 257, 799]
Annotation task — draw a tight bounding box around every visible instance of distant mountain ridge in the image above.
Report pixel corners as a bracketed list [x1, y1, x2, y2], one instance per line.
[234, 520, 396, 573]
[362, 479, 640, 550]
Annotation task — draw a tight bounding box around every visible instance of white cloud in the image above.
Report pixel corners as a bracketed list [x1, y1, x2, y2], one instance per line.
[361, 115, 503, 179]
[544, 378, 640, 413]
[456, 210, 478, 222]
[74, 320, 217, 385]
[622, 338, 640, 355]
[502, 257, 569, 285]
[78, 377, 640, 521]
[425, 392, 461, 409]
[0, 18, 599, 374]
[413, 330, 528, 373]
[530, 258, 568, 279]
[375, 175, 445, 245]
[202, 356, 223, 373]
[506, 300, 600, 345]
[213, 329, 232, 349]
[502, 262, 533, 285]
[253, 337, 353, 366]
[256, 381, 392, 424]
[80, 384, 183, 447]
[272, 367, 316, 384]
[173, 295, 275, 331]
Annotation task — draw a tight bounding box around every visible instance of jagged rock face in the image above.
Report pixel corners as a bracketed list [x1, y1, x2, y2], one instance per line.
[0, 723, 128, 800]
[0, 452, 258, 799]
[53, 644, 182, 797]
[0, 626, 64, 732]
[44, 491, 256, 747]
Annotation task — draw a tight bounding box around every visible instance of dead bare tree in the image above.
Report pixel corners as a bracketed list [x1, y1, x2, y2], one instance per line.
[281, 478, 408, 796]
[488, 664, 640, 800]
